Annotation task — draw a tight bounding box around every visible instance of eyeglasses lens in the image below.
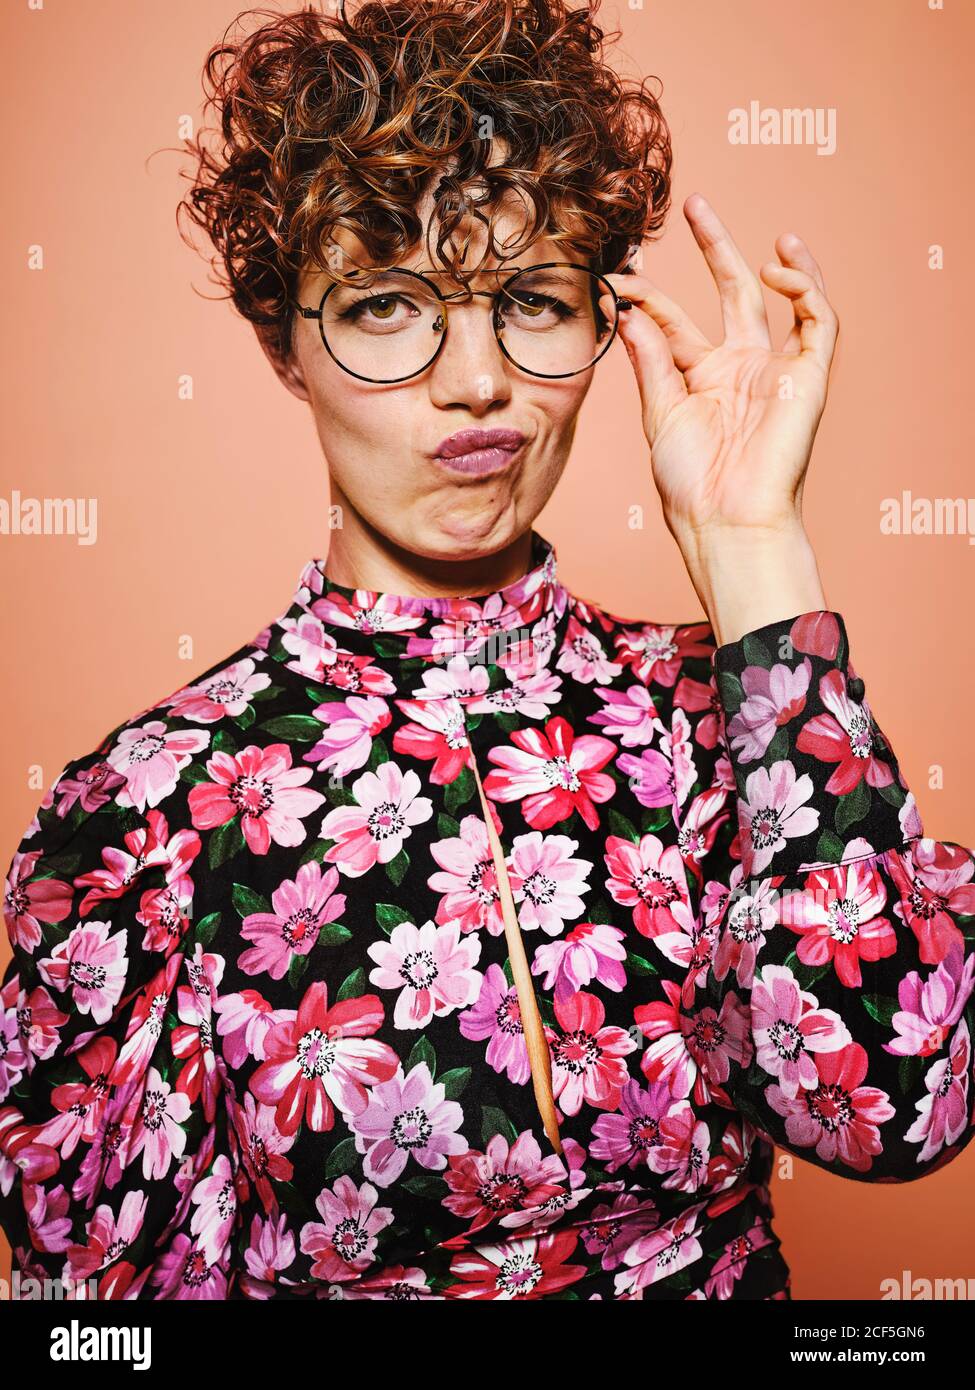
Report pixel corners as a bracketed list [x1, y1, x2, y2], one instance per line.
[319, 266, 616, 381]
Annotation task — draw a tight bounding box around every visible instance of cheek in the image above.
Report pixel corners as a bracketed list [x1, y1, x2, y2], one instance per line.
[525, 374, 592, 436]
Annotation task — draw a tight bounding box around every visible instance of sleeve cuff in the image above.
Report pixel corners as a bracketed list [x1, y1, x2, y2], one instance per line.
[710, 609, 922, 879]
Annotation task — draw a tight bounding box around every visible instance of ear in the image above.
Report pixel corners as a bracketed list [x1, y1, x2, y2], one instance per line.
[259, 328, 312, 403]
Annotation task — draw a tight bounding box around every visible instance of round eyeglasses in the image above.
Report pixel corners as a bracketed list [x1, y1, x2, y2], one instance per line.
[292, 262, 633, 384]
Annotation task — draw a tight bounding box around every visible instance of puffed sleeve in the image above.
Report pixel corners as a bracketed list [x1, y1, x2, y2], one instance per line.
[689, 608, 975, 1182]
[0, 751, 239, 1297]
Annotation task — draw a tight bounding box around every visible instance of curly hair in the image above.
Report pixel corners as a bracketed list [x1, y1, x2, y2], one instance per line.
[177, 0, 672, 365]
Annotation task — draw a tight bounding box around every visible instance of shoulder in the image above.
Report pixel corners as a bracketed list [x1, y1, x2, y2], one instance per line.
[3, 629, 279, 961]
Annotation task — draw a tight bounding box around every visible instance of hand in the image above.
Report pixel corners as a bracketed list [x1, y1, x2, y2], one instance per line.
[601, 192, 837, 543]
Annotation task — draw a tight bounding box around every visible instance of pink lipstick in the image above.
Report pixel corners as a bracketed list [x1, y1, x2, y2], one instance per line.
[433, 427, 527, 476]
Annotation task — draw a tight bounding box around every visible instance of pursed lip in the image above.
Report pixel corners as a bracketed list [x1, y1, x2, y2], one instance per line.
[433, 427, 527, 459]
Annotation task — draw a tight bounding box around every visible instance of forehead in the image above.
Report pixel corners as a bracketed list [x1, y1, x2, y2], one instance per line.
[300, 178, 593, 291]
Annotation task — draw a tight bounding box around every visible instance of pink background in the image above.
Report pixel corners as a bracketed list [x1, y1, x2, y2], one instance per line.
[2, 0, 973, 1298]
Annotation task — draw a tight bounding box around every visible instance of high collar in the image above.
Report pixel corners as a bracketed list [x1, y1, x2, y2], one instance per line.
[266, 527, 572, 695]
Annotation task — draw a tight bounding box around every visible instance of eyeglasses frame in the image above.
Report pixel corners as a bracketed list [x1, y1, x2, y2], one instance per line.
[291, 261, 634, 384]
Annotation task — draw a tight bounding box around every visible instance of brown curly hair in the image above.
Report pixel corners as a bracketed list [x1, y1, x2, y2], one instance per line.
[177, 0, 672, 365]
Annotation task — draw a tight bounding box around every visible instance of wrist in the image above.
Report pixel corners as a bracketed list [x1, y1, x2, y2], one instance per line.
[671, 520, 828, 647]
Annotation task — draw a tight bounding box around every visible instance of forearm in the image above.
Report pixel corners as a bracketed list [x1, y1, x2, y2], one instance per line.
[672, 518, 828, 647]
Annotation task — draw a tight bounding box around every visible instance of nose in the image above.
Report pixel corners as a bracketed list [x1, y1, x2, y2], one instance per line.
[426, 294, 513, 413]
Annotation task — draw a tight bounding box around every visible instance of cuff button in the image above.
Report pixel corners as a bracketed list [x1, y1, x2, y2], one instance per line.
[846, 674, 865, 701]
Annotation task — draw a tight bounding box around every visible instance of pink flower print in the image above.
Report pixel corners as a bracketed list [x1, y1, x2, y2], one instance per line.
[38, 920, 128, 1026]
[72, 815, 173, 918]
[470, 668, 564, 722]
[578, 1191, 661, 1271]
[899, 790, 924, 841]
[38, 1033, 118, 1157]
[14, 978, 71, 1066]
[190, 1152, 238, 1266]
[166, 657, 272, 724]
[150, 1233, 228, 1300]
[214, 989, 292, 1068]
[506, 831, 591, 935]
[0, 991, 30, 1103]
[604, 833, 696, 941]
[65, 1190, 148, 1279]
[459, 963, 531, 1084]
[409, 653, 491, 705]
[556, 614, 624, 684]
[428, 814, 503, 936]
[885, 941, 975, 1058]
[778, 858, 897, 989]
[48, 759, 127, 819]
[238, 861, 348, 980]
[482, 716, 616, 832]
[110, 956, 181, 1088]
[749, 963, 852, 1098]
[442, 1130, 568, 1234]
[633, 981, 700, 1101]
[350, 1061, 466, 1187]
[126, 1065, 193, 1180]
[725, 659, 812, 763]
[888, 837, 975, 966]
[704, 1217, 776, 1299]
[445, 1228, 587, 1299]
[392, 696, 472, 785]
[108, 720, 211, 813]
[711, 871, 779, 991]
[589, 1074, 681, 1174]
[651, 1101, 712, 1192]
[589, 682, 661, 748]
[795, 667, 895, 796]
[3, 849, 73, 954]
[230, 1091, 296, 1209]
[279, 612, 342, 679]
[617, 1204, 706, 1296]
[548, 990, 638, 1117]
[310, 588, 427, 641]
[613, 621, 713, 688]
[615, 746, 675, 811]
[681, 993, 752, 1108]
[367, 917, 482, 1028]
[299, 1173, 394, 1282]
[737, 759, 820, 876]
[532, 922, 628, 1006]
[81, 810, 201, 958]
[23, 1181, 73, 1256]
[188, 743, 327, 856]
[319, 760, 433, 877]
[903, 1018, 972, 1164]
[305, 695, 392, 778]
[248, 980, 399, 1137]
[672, 674, 722, 751]
[242, 1211, 297, 1291]
[766, 1041, 896, 1172]
[663, 706, 698, 802]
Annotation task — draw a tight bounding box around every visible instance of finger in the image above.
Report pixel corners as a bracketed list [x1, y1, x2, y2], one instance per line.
[683, 192, 771, 347]
[772, 232, 826, 353]
[599, 288, 688, 443]
[603, 272, 712, 373]
[757, 262, 838, 372]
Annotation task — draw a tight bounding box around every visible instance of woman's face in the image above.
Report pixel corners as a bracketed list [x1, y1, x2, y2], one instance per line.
[270, 195, 596, 565]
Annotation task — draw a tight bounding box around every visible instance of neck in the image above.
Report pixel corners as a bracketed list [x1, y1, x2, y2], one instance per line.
[321, 503, 536, 599]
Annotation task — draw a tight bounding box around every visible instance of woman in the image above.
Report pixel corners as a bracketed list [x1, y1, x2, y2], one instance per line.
[2, 0, 973, 1302]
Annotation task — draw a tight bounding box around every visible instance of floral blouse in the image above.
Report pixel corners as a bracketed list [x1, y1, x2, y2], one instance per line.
[2, 528, 974, 1301]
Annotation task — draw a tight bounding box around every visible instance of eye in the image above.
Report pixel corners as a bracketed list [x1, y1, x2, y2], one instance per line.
[342, 293, 418, 326]
[499, 290, 574, 324]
